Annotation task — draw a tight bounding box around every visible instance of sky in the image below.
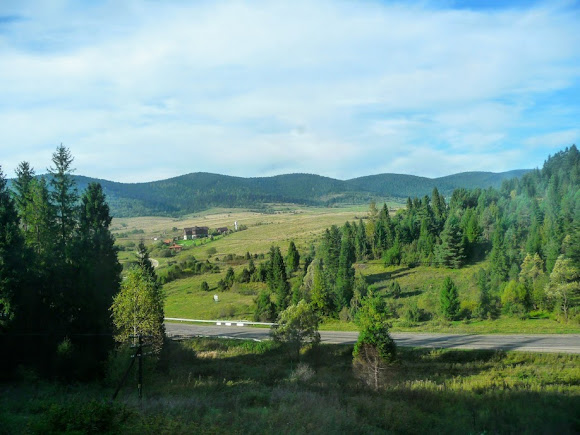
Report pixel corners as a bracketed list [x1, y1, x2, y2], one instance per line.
[1, 0, 579, 183]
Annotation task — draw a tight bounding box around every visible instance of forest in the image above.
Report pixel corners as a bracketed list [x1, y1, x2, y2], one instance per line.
[50, 168, 529, 217]
[0, 146, 124, 379]
[241, 146, 579, 325]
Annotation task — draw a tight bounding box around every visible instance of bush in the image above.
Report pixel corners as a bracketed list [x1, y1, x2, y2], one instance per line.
[271, 301, 320, 360]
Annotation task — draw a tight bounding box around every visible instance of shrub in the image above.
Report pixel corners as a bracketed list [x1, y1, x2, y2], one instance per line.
[271, 300, 320, 360]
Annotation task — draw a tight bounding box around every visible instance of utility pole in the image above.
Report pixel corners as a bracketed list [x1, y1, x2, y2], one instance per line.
[137, 334, 143, 401]
[112, 334, 150, 402]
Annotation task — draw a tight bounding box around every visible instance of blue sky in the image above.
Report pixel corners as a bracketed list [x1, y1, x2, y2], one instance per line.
[1, 0, 579, 182]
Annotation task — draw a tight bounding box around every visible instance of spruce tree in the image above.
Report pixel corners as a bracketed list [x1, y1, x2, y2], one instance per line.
[436, 215, 465, 268]
[12, 162, 35, 232]
[74, 183, 122, 372]
[48, 144, 78, 259]
[0, 166, 26, 331]
[268, 246, 289, 312]
[355, 219, 369, 261]
[335, 229, 355, 311]
[310, 259, 333, 315]
[440, 277, 460, 320]
[286, 241, 300, 273]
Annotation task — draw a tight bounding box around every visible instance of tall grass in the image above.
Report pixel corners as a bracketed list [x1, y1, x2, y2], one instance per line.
[2, 339, 578, 434]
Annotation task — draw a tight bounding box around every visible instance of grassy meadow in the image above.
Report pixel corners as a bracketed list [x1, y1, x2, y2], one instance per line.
[2, 338, 579, 434]
[112, 205, 580, 334]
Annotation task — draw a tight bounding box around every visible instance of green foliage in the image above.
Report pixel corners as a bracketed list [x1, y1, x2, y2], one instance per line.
[546, 255, 580, 321]
[310, 259, 333, 316]
[271, 300, 320, 360]
[0, 166, 26, 330]
[435, 215, 465, 268]
[440, 277, 460, 320]
[285, 240, 300, 273]
[200, 281, 210, 292]
[253, 291, 276, 322]
[49, 144, 78, 257]
[267, 246, 290, 312]
[111, 266, 165, 353]
[353, 292, 396, 390]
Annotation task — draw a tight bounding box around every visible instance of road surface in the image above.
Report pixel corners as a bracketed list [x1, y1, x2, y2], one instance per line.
[165, 322, 580, 354]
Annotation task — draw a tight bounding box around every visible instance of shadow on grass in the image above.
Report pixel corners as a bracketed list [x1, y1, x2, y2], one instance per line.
[397, 290, 423, 298]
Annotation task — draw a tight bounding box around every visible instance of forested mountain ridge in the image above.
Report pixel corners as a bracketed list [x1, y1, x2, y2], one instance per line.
[25, 168, 531, 217]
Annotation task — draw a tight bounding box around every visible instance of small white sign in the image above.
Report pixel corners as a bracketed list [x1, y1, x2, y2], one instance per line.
[213, 294, 219, 302]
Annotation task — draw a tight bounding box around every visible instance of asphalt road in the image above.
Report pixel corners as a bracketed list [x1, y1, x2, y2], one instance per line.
[165, 322, 580, 354]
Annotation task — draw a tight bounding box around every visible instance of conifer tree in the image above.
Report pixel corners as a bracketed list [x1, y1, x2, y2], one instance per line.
[12, 162, 35, 232]
[440, 277, 460, 320]
[268, 246, 289, 312]
[286, 240, 300, 273]
[0, 166, 26, 331]
[335, 229, 356, 311]
[355, 219, 369, 261]
[48, 144, 78, 258]
[436, 215, 465, 268]
[310, 259, 332, 315]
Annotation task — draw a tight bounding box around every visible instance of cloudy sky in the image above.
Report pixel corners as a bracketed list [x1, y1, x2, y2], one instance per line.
[1, 0, 579, 182]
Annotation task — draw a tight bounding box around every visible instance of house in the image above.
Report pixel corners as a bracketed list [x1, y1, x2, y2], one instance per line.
[169, 244, 183, 252]
[216, 227, 228, 235]
[183, 226, 209, 240]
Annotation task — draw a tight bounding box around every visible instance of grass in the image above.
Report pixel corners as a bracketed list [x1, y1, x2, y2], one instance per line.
[2, 338, 579, 433]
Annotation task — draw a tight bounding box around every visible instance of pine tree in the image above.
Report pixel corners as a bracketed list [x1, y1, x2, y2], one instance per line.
[436, 215, 465, 268]
[310, 259, 333, 315]
[335, 229, 356, 311]
[355, 219, 369, 261]
[12, 162, 35, 232]
[0, 166, 27, 331]
[73, 183, 122, 371]
[268, 246, 289, 312]
[25, 177, 56, 255]
[440, 277, 460, 320]
[48, 144, 78, 259]
[286, 241, 300, 273]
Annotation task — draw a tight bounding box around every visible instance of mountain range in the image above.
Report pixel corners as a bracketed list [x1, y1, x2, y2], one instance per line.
[64, 169, 530, 217]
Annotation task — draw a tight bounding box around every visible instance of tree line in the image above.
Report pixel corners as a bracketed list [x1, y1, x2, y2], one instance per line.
[0, 146, 163, 380]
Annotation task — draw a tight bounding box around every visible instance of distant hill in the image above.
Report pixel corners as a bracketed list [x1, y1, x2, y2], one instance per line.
[63, 169, 530, 217]
[348, 170, 530, 199]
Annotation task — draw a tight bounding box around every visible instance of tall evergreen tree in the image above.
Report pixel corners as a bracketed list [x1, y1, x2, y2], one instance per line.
[335, 228, 356, 311]
[436, 215, 465, 268]
[268, 246, 289, 312]
[0, 167, 26, 331]
[48, 145, 78, 259]
[440, 276, 460, 320]
[310, 259, 333, 315]
[286, 241, 300, 273]
[75, 183, 121, 334]
[12, 162, 35, 232]
[355, 219, 369, 261]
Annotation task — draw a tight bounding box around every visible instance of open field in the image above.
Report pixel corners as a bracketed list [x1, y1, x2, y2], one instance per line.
[2, 338, 579, 434]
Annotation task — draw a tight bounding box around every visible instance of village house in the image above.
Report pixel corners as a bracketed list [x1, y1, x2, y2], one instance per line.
[215, 227, 228, 235]
[183, 226, 209, 240]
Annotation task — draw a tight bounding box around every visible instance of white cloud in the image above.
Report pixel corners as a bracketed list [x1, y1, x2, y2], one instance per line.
[524, 129, 580, 148]
[0, 0, 579, 181]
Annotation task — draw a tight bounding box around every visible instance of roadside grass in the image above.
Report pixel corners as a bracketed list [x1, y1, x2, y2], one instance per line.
[2, 338, 579, 433]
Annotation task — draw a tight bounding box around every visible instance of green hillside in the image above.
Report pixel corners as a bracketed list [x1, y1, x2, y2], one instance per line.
[67, 169, 531, 217]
